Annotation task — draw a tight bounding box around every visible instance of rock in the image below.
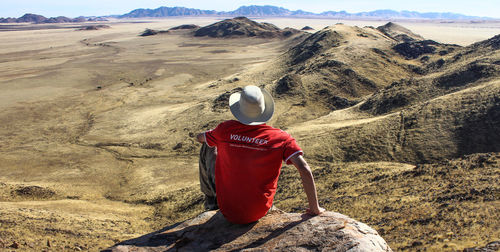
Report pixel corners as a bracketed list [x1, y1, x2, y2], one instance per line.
[212, 87, 242, 112]
[140, 29, 169, 37]
[105, 209, 392, 251]
[9, 241, 19, 249]
[275, 74, 303, 96]
[301, 26, 314, 31]
[172, 143, 183, 150]
[140, 29, 159, 36]
[464, 240, 500, 251]
[470, 34, 500, 50]
[14, 185, 56, 199]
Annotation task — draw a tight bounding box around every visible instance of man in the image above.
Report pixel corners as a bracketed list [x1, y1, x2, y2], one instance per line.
[196, 85, 324, 224]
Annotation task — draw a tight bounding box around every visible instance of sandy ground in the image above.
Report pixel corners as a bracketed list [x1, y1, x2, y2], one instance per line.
[0, 18, 301, 250]
[0, 18, 498, 250]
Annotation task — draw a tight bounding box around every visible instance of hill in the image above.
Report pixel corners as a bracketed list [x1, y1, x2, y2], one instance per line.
[265, 23, 499, 163]
[376, 22, 424, 42]
[134, 17, 304, 38]
[194, 17, 302, 38]
[247, 23, 422, 126]
[197, 22, 499, 164]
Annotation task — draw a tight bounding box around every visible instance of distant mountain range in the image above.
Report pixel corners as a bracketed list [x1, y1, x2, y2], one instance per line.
[0, 13, 106, 24]
[0, 5, 491, 23]
[119, 5, 489, 20]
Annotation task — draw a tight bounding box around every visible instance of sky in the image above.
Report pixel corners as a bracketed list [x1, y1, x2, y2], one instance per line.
[1, 0, 499, 18]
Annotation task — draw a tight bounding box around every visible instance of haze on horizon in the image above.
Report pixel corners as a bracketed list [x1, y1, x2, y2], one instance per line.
[1, 0, 499, 19]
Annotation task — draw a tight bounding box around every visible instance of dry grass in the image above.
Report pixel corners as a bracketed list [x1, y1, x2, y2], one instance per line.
[274, 153, 499, 250]
[0, 19, 499, 251]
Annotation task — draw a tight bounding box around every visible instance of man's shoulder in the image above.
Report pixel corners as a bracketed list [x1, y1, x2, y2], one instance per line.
[262, 126, 296, 142]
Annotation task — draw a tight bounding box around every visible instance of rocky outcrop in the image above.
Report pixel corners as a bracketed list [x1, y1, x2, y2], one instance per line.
[106, 210, 392, 251]
[140, 28, 168, 36]
[470, 34, 500, 50]
[464, 241, 500, 251]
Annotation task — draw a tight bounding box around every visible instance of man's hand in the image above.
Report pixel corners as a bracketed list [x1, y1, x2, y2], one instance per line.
[196, 133, 206, 143]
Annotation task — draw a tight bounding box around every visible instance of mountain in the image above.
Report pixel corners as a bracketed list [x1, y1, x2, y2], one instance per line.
[320, 11, 350, 18]
[355, 9, 483, 19]
[222, 5, 315, 16]
[224, 5, 291, 16]
[120, 6, 217, 18]
[117, 5, 488, 19]
[0, 13, 93, 23]
[0, 5, 490, 21]
[0, 6, 488, 21]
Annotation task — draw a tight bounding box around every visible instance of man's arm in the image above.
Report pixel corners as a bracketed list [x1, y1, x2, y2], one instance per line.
[196, 133, 206, 143]
[289, 154, 325, 215]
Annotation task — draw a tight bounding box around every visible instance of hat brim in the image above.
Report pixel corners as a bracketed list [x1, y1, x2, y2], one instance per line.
[229, 88, 274, 125]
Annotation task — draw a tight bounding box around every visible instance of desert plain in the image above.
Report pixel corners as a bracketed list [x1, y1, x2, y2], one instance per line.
[0, 17, 499, 251]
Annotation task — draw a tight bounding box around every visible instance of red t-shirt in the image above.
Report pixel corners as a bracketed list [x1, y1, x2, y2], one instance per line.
[205, 120, 303, 224]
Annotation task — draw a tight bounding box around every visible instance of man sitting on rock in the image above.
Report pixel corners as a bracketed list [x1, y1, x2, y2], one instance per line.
[196, 85, 324, 224]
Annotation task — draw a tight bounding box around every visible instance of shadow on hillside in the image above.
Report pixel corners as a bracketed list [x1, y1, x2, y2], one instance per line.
[104, 211, 312, 251]
[457, 102, 500, 156]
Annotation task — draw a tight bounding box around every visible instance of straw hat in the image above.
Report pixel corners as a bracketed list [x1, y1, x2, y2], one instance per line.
[229, 85, 274, 125]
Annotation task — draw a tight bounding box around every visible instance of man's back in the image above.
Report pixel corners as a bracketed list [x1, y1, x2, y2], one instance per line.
[196, 85, 323, 224]
[205, 120, 302, 224]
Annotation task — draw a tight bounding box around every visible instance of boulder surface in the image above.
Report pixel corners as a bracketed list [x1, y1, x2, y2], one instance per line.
[106, 209, 392, 251]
